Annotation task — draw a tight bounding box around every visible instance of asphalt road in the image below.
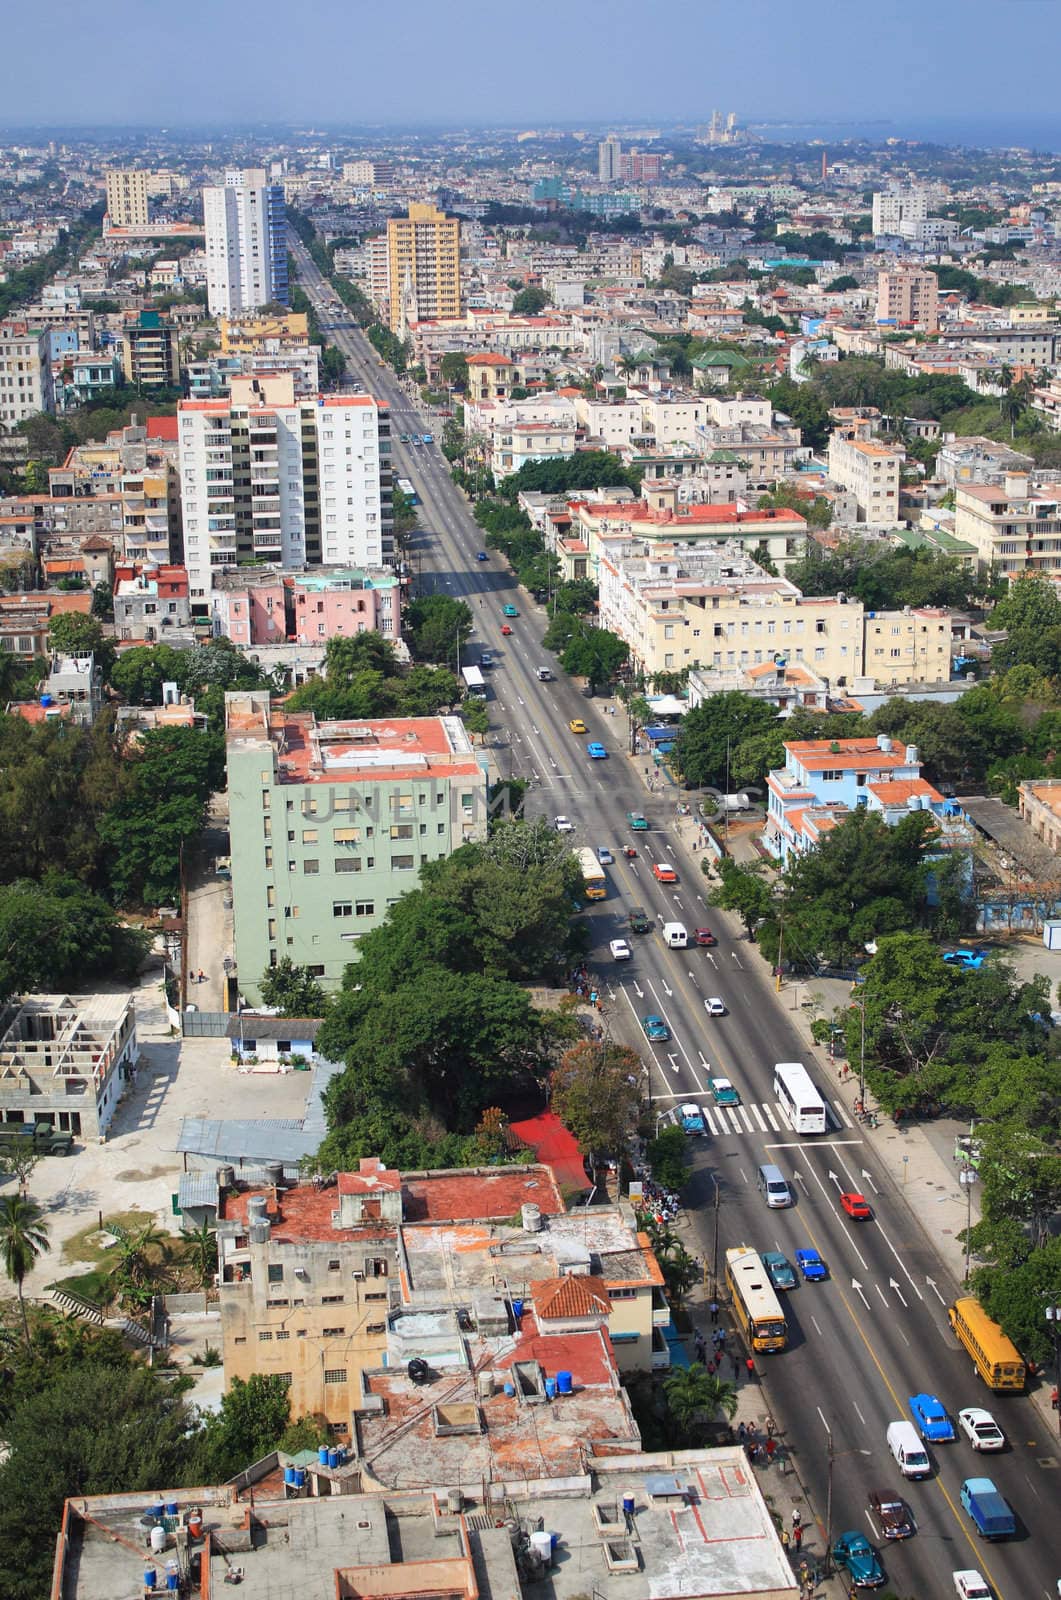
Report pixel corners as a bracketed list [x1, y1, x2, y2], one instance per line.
[290, 234, 1061, 1600]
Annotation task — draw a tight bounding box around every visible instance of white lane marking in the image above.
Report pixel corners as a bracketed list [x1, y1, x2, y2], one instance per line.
[764, 1105, 780, 1131]
[852, 1400, 867, 1428]
[776, 1101, 795, 1131]
[738, 1106, 754, 1132]
[751, 1104, 767, 1132]
[811, 1315, 824, 1338]
[726, 1108, 742, 1135]
[875, 1283, 889, 1307]
[703, 1108, 720, 1136]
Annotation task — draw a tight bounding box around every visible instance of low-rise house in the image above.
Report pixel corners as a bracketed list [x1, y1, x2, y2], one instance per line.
[0, 992, 138, 1142]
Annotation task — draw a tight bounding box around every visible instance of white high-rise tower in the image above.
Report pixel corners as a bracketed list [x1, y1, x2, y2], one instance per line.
[203, 168, 289, 317]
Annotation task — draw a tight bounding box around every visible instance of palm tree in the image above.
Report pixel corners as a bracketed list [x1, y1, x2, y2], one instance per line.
[180, 1220, 218, 1289]
[664, 1366, 739, 1439]
[0, 1194, 51, 1343]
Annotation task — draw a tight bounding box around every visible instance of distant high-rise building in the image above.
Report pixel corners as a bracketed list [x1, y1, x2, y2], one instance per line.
[0, 319, 54, 425]
[178, 374, 392, 600]
[203, 168, 288, 318]
[871, 186, 928, 236]
[385, 203, 461, 334]
[618, 149, 661, 183]
[598, 135, 622, 183]
[122, 309, 180, 388]
[105, 169, 150, 229]
[876, 266, 939, 331]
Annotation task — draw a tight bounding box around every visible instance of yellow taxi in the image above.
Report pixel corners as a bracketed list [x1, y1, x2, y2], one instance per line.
[568, 718, 587, 734]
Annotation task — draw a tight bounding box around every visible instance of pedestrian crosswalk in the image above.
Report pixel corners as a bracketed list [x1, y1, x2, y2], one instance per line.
[662, 1099, 854, 1137]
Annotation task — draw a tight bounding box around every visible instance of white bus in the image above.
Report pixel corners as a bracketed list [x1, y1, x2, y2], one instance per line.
[461, 665, 487, 700]
[773, 1061, 827, 1135]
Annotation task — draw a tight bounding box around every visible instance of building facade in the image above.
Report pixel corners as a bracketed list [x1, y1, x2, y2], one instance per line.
[121, 309, 179, 388]
[953, 472, 1061, 576]
[178, 376, 392, 601]
[0, 993, 138, 1141]
[225, 693, 492, 997]
[875, 267, 939, 331]
[203, 168, 288, 318]
[827, 430, 904, 523]
[105, 169, 149, 229]
[0, 320, 54, 426]
[386, 204, 461, 334]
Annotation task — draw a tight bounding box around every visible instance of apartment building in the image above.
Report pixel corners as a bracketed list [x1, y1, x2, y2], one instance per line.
[0, 319, 54, 426]
[386, 203, 461, 334]
[827, 430, 904, 523]
[871, 186, 928, 235]
[598, 135, 622, 182]
[121, 309, 179, 388]
[215, 310, 320, 393]
[49, 421, 181, 566]
[113, 561, 191, 641]
[178, 375, 392, 601]
[104, 169, 149, 229]
[954, 472, 1061, 576]
[573, 493, 808, 576]
[876, 267, 939, 331]
[203, 168, 288, 317]
[209, 565, 401, 649]
[765, 734, 951, 864]
[225, 693, 491, 996]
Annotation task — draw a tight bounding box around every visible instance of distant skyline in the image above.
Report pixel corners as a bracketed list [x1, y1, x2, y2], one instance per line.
[3, 0, 1060, 146]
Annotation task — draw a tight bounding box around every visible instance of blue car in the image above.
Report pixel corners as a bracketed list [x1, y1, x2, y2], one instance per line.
[832, 1530, 885, 1589]
[909, 1392, 954, 1442]
[641, 1014, 670, 1042]
[587, 742, 608, 759]
[795, 1248, 828, 1282]
[943, 949, 986, 970]
[477, 551, 488, 561]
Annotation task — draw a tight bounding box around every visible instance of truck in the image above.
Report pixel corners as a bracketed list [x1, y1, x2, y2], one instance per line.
[721, 792, 752, 812]
[575, 846, 607, 901]
[959, 1478, 1015, 1541]
[461, 665, 487, 700]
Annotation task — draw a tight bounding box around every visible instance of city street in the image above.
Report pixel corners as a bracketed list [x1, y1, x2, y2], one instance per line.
[289, 232, 1061, 1600]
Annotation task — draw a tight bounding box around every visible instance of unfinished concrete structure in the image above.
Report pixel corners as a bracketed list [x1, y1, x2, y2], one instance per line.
[0, 992, 137, 1141]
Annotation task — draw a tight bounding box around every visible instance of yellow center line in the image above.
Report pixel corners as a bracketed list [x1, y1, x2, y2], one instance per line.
[797, 1215, 1010, 1598]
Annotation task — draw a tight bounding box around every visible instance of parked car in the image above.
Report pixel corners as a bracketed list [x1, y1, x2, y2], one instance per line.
[909, 1393, 955, 1443]
[641, 1014, 670, 1042]
[958, 1408, 1005, 1452]
[832, 1530, 885, 1588]
[841, 1191, 873, 1219]
[760, 1251, 797, 1291]
[608, 938, 631, 961]
[710, 1077, 740, 1106]
[679, 1102, 705, 1135]
[868, 1489, 914, 1540]
[795, 1247, 828, 1282]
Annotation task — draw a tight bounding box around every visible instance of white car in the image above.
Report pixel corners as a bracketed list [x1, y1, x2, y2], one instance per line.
[704, 996, 726, 1016]
[958, 1407, 1005, 1452]
[554, 816, 575, 833]
[609, 938, 631, 961]
[952, 1572, 991, 1600]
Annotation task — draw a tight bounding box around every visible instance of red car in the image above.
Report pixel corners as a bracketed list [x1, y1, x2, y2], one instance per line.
[652, 861, 678, 883]
[840, 1191, 872, 1219]
[500, 624, 513, 635]
[694, 928, 717, 947]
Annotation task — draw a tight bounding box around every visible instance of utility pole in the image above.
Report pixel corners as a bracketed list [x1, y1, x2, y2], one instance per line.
[711, 1180, 721, 1296]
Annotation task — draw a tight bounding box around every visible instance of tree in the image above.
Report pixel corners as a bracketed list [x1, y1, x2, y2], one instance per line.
[109, 643, 189, 705]
[990, 575, 1061, 675]
[89, 580, 113, 622]
[559, 620, 628, 686]
[511, 286, 550, 316]
[180, 1220, 218, 1289]
[460, 698, 490, 743]
[439, 352, 469, 390]
[645, 1125, 688, 1191]
[404, 594, 473, 665]
[550, 1040, 644, 1180]
[98, 727, 225, 907]
[0, 1195, 50, 1343]
[664, 1366, 738, 1439]
[0, 875, 148, 1005]
[46, 611, 115, 678]
[676, 693, 778, 788]
[258, 957, 327, 1018]
[0, 1136, 42, 1195]
[709, 859, 773, 939]
[826, 274, 859, 293]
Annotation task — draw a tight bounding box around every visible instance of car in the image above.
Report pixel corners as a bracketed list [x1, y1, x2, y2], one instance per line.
[500, 624, 512, 635]
[841, 1191, 873, 1219]
[795, 1247, 828, 1282]
[399, 433, 409, 443]
[710, 1077, 740, 1106]
[535, 667, 552, 680]
[568, 718, 588, 734]
[704, 996, 726, 1017]
[596, 846, 614, 864]
[477, 551, 488, 561]
[868, 1489, 914, 1540]
[479, 651, 494, 667]
[554, 815, 574, 833]
[609, 938, 631, 961]
[502, 604, 519, 617]
[641, 1014, 670, 1042]
[679, 1102, 705, 1135]
[943, 948, 987, 969]
[652, 861, 678, 883]
[832, 1530, 885, 1588]
[952, 1572, 991, 1600]
[958, 1408, 1005, 1452]
[909, 1392, 955, 1443]
[627, 905, 652, 934]
[422, 433, 433, 443]
[626, 811, 649, 830]
[694, 928, 717, 946]
[760, 1251, 797, 1291]
[587, 742, 608, 759]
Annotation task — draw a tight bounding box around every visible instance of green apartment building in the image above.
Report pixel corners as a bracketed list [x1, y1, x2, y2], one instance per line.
[225, 692, 492, 1001]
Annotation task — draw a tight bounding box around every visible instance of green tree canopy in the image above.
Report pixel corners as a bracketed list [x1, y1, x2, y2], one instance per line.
[511, 286, 550, 316]
[550, 1040, 644, 1178]
[675, 692, 778, 787]
[47, 611, 114, 678]
[257, 957, 327, 1018]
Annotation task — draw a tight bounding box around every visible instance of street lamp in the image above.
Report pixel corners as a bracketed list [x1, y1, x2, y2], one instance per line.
[820, 1418, 872, 1577]
[1046, 1303, 1061, 1435]
[959, 1165, 977, 1283]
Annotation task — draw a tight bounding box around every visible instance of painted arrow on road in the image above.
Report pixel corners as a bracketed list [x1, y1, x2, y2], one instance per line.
[925, 1276, 946, 1305]
[662, 981, 673, 997]
[852, 1279, 870, 1310]
[633, 983, 644, 999]
[888, 1278, 908, 1308]
[827, 1170, 843, 1192]
[861, 1169, 880, 1194]
[667, 1054, 679, 1074]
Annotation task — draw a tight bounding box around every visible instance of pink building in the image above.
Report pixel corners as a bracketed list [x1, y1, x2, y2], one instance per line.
[210, 567, 402, 648]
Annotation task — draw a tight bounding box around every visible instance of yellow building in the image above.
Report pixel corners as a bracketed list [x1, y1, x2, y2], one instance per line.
[827, 430, 904, 523]
[218, 311, 310, 353]
[105, 169, 149, 229]
[386, 203, 461, 334]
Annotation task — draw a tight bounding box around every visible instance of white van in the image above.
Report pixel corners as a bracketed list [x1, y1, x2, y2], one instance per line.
[757, 1163, 792, 1208]
[887, 1420, 931, 1479]
[663, 922, 688, 949]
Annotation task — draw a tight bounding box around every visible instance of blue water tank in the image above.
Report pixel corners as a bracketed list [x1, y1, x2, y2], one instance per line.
[318, 1446, 329, 1466]
[622, 1493, 635, 1517]
[144, 1569, 157, 1590]
[40, 695, 53, 708]
[512, 1298, 524, 1321]
[557, 1370, 573, 1395]
[293, 1467, 306, 1489]
[328, 1447, 340, 1468]
[284, 1466, 296, 1487]
[503, 1381, 515, 1396]
[150, 1503, 165, 1521]
[166, 1563, 179, 1590]
[165, 1501, 178, 1518]
[544, 1377, 557, 1400]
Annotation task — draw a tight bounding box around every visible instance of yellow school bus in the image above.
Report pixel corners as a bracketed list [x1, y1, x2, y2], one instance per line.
[948, 1297, 1025, 1391]
[725, 1246, 787, 1353]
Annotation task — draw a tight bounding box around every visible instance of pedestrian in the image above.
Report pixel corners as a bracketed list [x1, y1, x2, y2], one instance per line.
[736, 1422, 746, 1445]
[765, 1437, 777, 1465]
[716, 1325, 726, 1349]
[765, 1414, 775, 1440]
[780, 1529, 789, 1552]
[745, 1356, 755, 1379]
[711, 1328, 722, 1350]
[731, 1354, 740, 1381]
[694, 1331, 706, 1362]
[706, 1356, 717, 1375]
[197, 969, 205, 984]
[791, 1508, 801, 1530]
[709, 1300, 719, 1325]
[792, 1523, 802, 1552]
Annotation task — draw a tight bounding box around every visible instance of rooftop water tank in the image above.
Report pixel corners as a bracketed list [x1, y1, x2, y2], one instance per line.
[150, 1525, 167, 1555]
[521, 1203, 541, 1233]
[556, 1370, 573, 1395]
[530, 1531, 553, 1567]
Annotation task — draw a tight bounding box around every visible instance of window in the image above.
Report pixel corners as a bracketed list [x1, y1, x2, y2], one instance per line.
[355, 900, 375, 916]
[258, 1331, 273, 1342]
[274, 1372, 293, 1386]
[328, 1258, 341, 1271]
[275, 1330, 290, 1341]
[267, 1264, 284, 1283]
[324, 1368, 347, 1384]
[322, 1326, 345, 1337]
[366, 1322, 386, 1335]
[335, 857, 361, 873]
[304, 859, 319, 874]
[322, 1293, 344, 1304]
[302, 829, 318, 844]
[333, 901, 353, 918]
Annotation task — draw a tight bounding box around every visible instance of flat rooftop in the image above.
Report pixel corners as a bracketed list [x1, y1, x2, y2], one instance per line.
[56, 1450, 797, 1600]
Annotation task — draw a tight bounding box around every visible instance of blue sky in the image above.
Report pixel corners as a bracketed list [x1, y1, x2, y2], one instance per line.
[2, 0, 1057, 133]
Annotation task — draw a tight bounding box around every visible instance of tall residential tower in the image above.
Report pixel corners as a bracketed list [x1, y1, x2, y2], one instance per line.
[203, 168, 288, 317]
[385, 203, 461, 334]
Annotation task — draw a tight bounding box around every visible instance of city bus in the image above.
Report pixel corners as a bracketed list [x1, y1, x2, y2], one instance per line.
[773, 1061, 827, 1135]
[948, 1297, 1026, 1392]
[575, 846, 607, 901]
[461, 665, 487, 700]
[396, 475, 419, 506]
[725, 1246, 787, 1353]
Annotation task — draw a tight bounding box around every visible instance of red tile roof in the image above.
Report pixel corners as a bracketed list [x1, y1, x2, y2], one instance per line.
[147, 415, 178, 441]
[402, 1166, 564, 1223]
[531, 1276, 610, 1321]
